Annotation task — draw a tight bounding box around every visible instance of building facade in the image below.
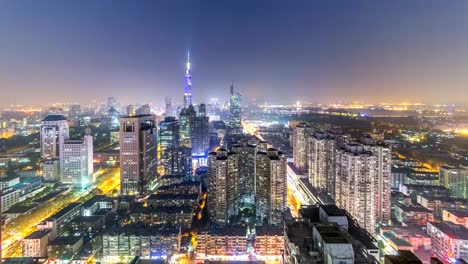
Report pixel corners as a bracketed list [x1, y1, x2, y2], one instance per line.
[229, 83, 242, 135]
[292, 123, 311, 173]
[60, 134, 93, 187]
[40, 115, 69, 159]
[119, 115, 158, 195]
[256, 148, 287, 225]
[207, 149, 239, 225]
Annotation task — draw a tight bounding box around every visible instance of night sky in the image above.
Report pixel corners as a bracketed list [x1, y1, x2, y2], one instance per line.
[1, 0, 467, 107]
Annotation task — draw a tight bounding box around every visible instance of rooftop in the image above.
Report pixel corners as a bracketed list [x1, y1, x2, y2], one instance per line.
[24, 230, 50, 239]
[429, 222, 468, 240]
[42, 115, 67, 122]
[255, 225, 283, 236]
[445, 209, 468, 218]
[314, 225, 349, 244]
[49, 236, 82, 245]
[45, 202, 81, 221]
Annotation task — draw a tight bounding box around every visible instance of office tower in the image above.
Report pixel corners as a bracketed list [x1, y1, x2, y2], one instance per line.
[292, 123, 311, 173]
[60, 132, 94, 188]
[191, 103, 210, 157]
[68, 104, 81, 119]
[229, 83, 242, 135]
[40, 115, 70, 159]
[255, 148, 287, 225]
[43, 159, 60, 182]
[207, 149, 239, 225]
[335, 143, 378, 234]
[127, 105, 136, 116]
[183, 51, 192, 108]
[163, 147, 192, 177]
[159, 117, 180, 153]
[119, 115, 158, 195]
[308, 131, 337, 197]
[179, 105, 196, 147]
[107, 106, 120, 129]
[362, 139, 392, 226]
[136, 104, 151, 115]
[107, 96, 117, 110]
[439, 165, 468, 199]
[232, 140, 257, 207]
[165, 96, 172, 117]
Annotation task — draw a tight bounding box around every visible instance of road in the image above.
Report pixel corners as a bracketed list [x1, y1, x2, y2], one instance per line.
[2, 167, 120, 257]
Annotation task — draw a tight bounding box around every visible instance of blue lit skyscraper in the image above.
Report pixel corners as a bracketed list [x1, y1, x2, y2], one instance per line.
[183, 51, 192, 108]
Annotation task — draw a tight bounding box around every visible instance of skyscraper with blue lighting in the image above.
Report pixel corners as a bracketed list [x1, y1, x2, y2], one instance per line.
[183, 51, 192, 108]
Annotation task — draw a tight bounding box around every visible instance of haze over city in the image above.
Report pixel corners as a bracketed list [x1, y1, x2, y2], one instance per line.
[1, 0, 468, 106]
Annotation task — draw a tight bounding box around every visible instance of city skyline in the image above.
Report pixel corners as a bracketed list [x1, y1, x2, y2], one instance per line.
[1, 0, 468, 107]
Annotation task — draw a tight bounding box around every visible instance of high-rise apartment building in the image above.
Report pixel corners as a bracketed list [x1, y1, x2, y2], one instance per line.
[191, 103, 210, 157]
[232, 140, 257, 206]
[292, 123, 311, 173]
[308, 130, 349, 198]
[362, 138, 392, 226]
[335, 141, 391, 234]
[207, 149, 239, 225]
[179, 105, 196, 148]
[256, 148, 287, 225]
[229, 83, 242, 135]
[119, 115, 158, 195]
[309, 131, 336, 196]
[440, 165, 468, 199]
[163, 147, 192, 177]
[60, 133, 94, 188]
[40, 115, 70, 159]
[335, 143, 376, 234]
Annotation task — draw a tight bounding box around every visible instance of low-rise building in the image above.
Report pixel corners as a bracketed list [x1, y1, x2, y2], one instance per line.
[393, 203, 433, 226]
[255, 226, 284, 256]
[1, 177, 43, 212]
[196, 227, 247, 257]
[427, 221, 468, 262]
[37, 202, 81, 239]
[21, 230, 50, 258]
[102, 227, 181, 259]
[443, 210, 468, 229]
[47, 236, 83, 259]
[312, 225, 354, 264]
[384, 250, 422, 264]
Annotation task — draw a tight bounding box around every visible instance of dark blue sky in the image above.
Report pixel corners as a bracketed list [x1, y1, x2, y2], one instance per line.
[1, 0, 467, 107]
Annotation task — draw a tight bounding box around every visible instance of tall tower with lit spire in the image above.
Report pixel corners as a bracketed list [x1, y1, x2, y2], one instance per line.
[183, 51, 192, 108]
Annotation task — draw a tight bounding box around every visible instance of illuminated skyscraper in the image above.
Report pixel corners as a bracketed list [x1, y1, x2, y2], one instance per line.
[229, 83, 242, 135]
[232, 140, 257, 207]
[159, 117, 180, 154]
[309, 131, 337, 196]
[207, 149, 239, 225]
[191, 103, 210, 157]
[292, 123, 311, 173]
[165, 96, 173, 117]
[40, 115, 70, 159]
[163, 146, 192, 177]
[183, 51, 192, 108]
[60, 132, 94, 188]
[308, 130, 350, 198]
[179, 105, 196, 147]
[335, 143, 377, 234]
[255, 148, 287, 225]
[119, 115, 158, 195]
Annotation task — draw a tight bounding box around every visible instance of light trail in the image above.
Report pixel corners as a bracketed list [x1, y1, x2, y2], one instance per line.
[1, 167, 120, 257]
